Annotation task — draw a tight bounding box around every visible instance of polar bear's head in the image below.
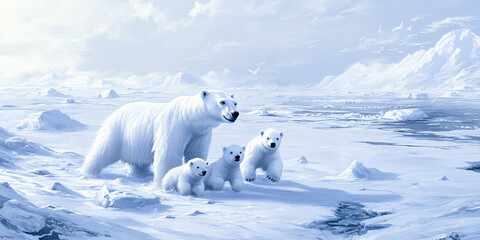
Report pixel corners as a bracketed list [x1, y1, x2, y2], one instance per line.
[259, 128, 283, 150]
[222, 145, 245, 165]
[201, 90, 239, 123]
[188, 158, 208, 177]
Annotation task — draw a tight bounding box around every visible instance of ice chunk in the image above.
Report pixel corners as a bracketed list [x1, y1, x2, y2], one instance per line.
[295, 156, 308, 164]
[324, 160, 397, 181]
[40, 88, 68, 98]
[51, 182, 82, 197]
[97, 89, 119, 99]
[16, 109, 85, 131]
[382, 108, 428, 121]
[187, 210, 205, 216]
[437, 232, 461, 240]
[440, 176, 449, 181]
[1, 137, 54, 155]
[31, 169, 52, 176]
[64, 98, 75, 103]
[246, 109, 276, 116]
[406, 93, 429, 100]
[95, 186, 160, 209]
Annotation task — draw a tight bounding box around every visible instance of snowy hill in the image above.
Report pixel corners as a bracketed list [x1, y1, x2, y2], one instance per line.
[317, 29, 480, 91]
[97, 89, 120, 99]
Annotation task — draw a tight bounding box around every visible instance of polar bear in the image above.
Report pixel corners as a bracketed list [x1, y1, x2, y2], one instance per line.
[241, 128, 283, 182]
[81, 90, 239, 186]
[162, 158, 208, 196]
[204, 145, 245, 192]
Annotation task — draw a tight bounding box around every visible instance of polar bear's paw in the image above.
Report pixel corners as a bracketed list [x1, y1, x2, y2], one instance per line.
[266, 174, 279, 182]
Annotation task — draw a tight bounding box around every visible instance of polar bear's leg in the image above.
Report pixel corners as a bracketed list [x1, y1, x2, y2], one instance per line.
[207, 176, 225, 191]
[178, 180, 192, 196]
[127, 164, 152, 177]
[161, 173, 176, 191]
[81, 122, 121, 176]
[241, 162, 257, 182]
[191, 181, 205, 196]
[229, 170, 244, 192]
[153, 133, 187, 186]
[266, 158, 283, 182]
[183, 132, 212, 162]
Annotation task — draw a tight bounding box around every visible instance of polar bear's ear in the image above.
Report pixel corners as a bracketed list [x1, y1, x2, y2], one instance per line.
[190, 161, 194, 166]
[222, 147, 226, 153]
[242, 146, 246, 150]
[201, 90, 209, 100]
[280, 132, 283, 137]
[259, 130, 264, 136]
[230, 94, 234, 98]
[206, 161, 209, 166]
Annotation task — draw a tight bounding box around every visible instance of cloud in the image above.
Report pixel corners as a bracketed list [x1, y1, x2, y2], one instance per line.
[423, 16, 477, 33]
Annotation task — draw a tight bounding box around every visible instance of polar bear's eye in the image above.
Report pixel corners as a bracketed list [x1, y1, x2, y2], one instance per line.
[234, 103, 237, 106]
[197, 166, 199, 169]
[220, 101, 225, 105]
[230, 152, 233, 154]
[266, 137, 270, 140]
[276, 138, 279, 140]
[240, 152, 242, 154]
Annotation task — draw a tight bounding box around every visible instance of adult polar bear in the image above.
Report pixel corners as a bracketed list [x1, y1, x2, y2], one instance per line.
[81, 90, 239, 186]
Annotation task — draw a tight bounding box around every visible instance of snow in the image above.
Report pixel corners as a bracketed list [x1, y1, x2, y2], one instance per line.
[16, 109, 86, 131]
[95, 185, 160, 209]
[97, 89, 120, 99]
[0, 87, 479, 239]
[325, 160, 397, 181]
[382, 108, 428, 121]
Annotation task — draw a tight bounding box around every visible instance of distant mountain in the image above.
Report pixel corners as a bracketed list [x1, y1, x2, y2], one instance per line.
[317, 29, 480, 91]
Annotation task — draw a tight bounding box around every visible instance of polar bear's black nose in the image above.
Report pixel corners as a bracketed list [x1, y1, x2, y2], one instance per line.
[231, 111, 239, 118]
[235, 155, 240, 160]
[270, 143, 276, 148]
[202, 171, 207, 175]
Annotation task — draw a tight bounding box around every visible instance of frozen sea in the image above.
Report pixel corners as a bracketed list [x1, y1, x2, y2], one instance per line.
[0, 86, 479, 239]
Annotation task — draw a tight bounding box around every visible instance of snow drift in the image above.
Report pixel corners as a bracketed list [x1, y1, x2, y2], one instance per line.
[16, 109, 85, 131]
[95, 186, 160, 209]
[324, 160, 396, 181]
[318, 29, 480, 91]
[163, 72, 206, 86]
[382, 108, 428, 121]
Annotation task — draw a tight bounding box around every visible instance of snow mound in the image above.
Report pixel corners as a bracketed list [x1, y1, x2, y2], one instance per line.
[0, 182, 148, 239]
[325, 161, 396, 181]
[382, 108, 428, 121]
[64, 98, 75, 103]
[163, 72, 206, 86]
[295, 156, 308, 164]
[246, 109, 277, 116]
[187, 210, 205, 216]
[317, 29, 480, 91]
[16, 109, 85, 131]
[1, 137, 55, 155]
[31, 169, 52, 176]
[95, 186, 160, 209]
[406, 93, 429, 100]
[51, 182, 82, 197]
[40, 88, 68, 97]
[436, 232, 461, 240]
[97, 89, 119, 99]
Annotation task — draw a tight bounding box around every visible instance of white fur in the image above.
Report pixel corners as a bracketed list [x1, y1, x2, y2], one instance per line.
[162, 158, 207, 196]
[241, 128, 283, 182]
[204, 145, 245, 192]
[81, 90, 239, 186]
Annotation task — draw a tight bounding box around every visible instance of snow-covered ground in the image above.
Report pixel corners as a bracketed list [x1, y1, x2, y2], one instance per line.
[0, 87, 479, 239]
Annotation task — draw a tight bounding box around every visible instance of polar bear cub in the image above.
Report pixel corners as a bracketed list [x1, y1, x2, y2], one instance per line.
[204, 145, 245, 192]
[241, 128, 283, 182]
[162, 158, 208, 196]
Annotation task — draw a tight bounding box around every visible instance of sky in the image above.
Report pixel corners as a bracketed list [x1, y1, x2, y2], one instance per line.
[1, 0, 480, 88]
